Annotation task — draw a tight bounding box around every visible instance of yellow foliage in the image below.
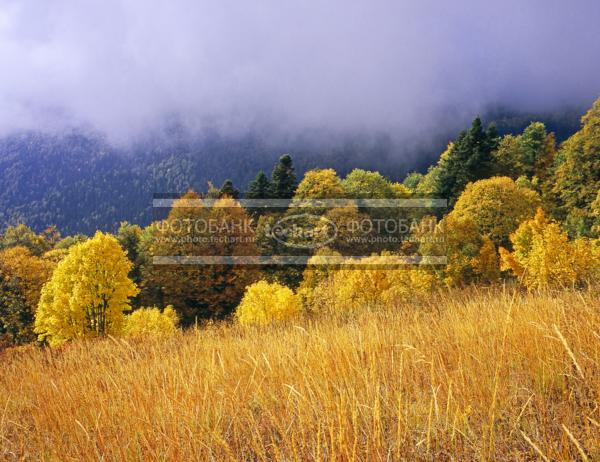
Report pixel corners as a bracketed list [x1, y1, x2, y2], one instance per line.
[0, 246, 55, 310]
[301, 247, 342, 290]
[500, 209, 600, 289]
[122, 306, 179, 338]
[450, 176, 540, 246]
[147, 192, 260, 323]
[305, 254, 436, 312]
[235, 280, 301, 326]
[417, 214, 493, 286]
[472, 237, 500, 283]
[35, 232, 139, 346]
[292, 168, 345, 201]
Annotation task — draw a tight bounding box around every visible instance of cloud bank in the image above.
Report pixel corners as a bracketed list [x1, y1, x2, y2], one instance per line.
[0, 0, 599, 142]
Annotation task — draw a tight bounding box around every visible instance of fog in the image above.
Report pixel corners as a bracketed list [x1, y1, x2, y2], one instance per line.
[1, 0, 599, 143]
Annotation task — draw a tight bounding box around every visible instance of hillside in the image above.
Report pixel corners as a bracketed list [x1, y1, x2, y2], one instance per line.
[2, 288, 599, 460]
[0, 108, 584, 235]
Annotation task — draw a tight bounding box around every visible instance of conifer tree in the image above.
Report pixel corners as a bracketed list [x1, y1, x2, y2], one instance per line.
[219, 179, 240, 199]
[433, 117, 499, 204]
[246, 171, 272, 199]
[271, 154, 297, 199]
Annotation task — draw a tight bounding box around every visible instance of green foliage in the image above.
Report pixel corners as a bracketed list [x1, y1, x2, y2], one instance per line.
[342, 169, 396, 199]
[54, 234, 88, 250]
[403, 172, 424, 191]
[117, 222, 144, 290]
[245, 171, 272, 199]
[431, 118, 499, 204]
[492, 123, 557, 217]
[270, 154, 297, 199]
[553, 98, 600, 236]
[520, 122, 555, 177]
[122, 306, 179, 338]
[493, 122, 555, 178]
[219, 179, 240, 199]
[0, 224, 51, 256]
[0, 272, 33, 347]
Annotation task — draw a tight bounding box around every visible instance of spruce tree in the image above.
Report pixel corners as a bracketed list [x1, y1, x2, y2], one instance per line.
[434, 117, 499, 204]
[219, 179, 240, 199]
[246, 171, 272, 199]
[270, 154, 297, 199]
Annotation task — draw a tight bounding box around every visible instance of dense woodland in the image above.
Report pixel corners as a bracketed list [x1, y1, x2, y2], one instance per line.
[0, 107, 583, 235]
[0, 98, 599, 348]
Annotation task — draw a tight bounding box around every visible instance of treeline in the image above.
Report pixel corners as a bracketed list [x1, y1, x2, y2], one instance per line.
[1, 98, 599, 348]
[0, 109, 584, 235]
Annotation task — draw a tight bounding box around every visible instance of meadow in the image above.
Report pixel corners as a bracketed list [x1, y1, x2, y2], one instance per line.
[2, 287, 599, 461]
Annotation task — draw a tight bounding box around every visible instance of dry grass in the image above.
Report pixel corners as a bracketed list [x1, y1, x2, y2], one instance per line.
[1, 287, 600, 461]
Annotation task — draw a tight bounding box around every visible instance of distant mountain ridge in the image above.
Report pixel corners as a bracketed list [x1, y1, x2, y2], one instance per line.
[0, 107, 584, 235]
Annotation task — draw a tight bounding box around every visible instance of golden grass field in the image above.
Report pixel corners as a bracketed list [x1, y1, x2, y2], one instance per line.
[1, 287, 600, 461]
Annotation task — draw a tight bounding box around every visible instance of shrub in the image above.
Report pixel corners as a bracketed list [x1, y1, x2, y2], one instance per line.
[304, 254, 437, 313]
[122, 306, 179, 338]
[235, 281, 301, 326]
[500, 209, 600, 290]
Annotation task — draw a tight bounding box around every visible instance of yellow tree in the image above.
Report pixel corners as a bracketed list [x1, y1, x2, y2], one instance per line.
[147, 192, 260, 324]
[0, 246, 55, 310]
[35, 232, 138, 346]
[292, 168, 345, 202]
[499, 209, 600, 290]
[303, 253, 436, 313]
[417, 214, 490, 286]
[0, 246, 56, 344]
[450, 176, 540, 246]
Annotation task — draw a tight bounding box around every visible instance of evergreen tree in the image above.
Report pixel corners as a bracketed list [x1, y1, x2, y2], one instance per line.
[434, 118, 499, 204]
[219, 179, 240, 199]
[246, 171, 272, 199]
[271, 154, 297, 199]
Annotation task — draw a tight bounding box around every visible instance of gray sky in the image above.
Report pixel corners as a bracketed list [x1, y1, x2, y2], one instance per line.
[1, 0, 599, 142]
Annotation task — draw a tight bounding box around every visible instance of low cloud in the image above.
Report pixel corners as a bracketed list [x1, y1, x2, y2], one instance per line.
[0, 0, 599, 143]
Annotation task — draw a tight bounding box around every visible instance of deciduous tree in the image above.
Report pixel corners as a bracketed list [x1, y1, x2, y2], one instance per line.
[449, 176, 540, 246]
[35, 232, 138, 346]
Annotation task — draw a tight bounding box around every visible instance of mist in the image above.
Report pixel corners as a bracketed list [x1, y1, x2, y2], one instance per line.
[1, 0, 599, 144]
